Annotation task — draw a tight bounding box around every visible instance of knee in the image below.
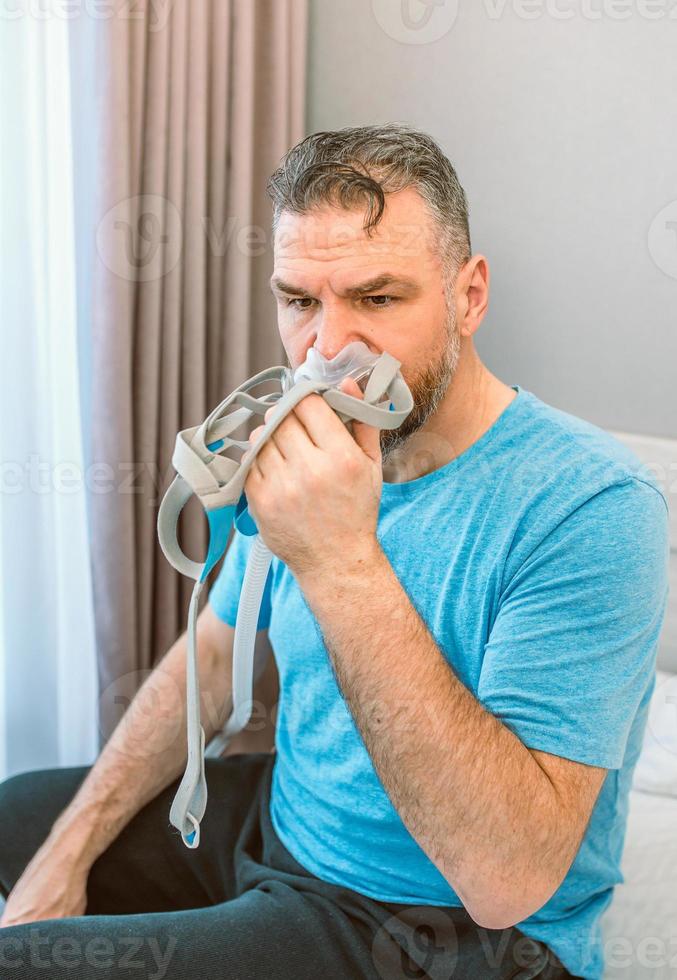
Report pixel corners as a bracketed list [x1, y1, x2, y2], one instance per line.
[0, 767, 90, 829]
[0, 771, 45, 898]
[0, 768, 90, 886]
[0, 768, 61, 819]
[0, 771, 38, 829]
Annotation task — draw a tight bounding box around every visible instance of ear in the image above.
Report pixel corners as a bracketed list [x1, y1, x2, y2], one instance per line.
[456, 254, 490, 338]
[339, 377, 382, 465]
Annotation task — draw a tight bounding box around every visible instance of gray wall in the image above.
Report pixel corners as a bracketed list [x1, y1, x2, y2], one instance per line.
[307, 0, 676, 438]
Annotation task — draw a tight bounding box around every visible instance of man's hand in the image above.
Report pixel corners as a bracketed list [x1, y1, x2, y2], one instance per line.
[0, 828, 89, 926]
[243, 377, 383, 577]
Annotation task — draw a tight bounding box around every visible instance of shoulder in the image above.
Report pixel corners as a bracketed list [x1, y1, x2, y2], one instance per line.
[503, 387, 668, 526]
[494, 389, 669, 585]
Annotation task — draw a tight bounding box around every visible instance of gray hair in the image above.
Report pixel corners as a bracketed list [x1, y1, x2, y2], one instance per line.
[266, 123, 472, 281]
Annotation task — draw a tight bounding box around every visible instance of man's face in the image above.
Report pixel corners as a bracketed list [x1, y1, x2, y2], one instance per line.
[270, 186, 461, 460]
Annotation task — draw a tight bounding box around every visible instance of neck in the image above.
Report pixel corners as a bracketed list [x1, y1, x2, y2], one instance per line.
[381, 342, 517, 484]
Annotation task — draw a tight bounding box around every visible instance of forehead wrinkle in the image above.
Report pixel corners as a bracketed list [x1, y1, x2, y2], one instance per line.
[274, 218, 431, 264]
[275, 236, 384, 264]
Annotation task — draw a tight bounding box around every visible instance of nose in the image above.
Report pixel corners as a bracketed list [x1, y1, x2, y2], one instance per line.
[311, 307, 376, 361]
[313, 323, 354, 362]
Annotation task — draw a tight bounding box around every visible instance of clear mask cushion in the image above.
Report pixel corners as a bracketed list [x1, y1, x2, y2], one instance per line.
[284, 340, 383, 392]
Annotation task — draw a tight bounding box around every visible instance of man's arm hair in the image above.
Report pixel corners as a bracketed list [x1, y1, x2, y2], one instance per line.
[47, 605, 241, 869]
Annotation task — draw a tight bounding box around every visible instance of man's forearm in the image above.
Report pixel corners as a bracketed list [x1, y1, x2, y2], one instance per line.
[295, 541, 575, 928]
[48, 623, 231, 869]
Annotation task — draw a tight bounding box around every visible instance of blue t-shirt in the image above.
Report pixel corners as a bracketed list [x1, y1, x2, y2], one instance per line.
[208, 385, 669, 980]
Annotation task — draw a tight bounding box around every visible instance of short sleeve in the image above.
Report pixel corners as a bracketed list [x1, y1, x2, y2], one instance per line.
[208, 528, 273, 630]
[477, 479, 670, 769]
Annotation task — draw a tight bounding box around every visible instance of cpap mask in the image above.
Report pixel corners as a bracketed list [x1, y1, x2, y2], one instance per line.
[157, 341, 414, 848]
[290, 340, 385, 389]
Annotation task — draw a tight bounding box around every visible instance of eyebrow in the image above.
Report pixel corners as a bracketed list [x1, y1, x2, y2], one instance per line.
[269, 273, 420, 299]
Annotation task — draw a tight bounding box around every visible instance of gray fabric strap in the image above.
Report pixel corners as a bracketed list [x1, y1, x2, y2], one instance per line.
[158, 352, 413, 847]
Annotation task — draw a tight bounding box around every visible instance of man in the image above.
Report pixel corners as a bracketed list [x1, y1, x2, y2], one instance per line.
[0, 125, 669, 980]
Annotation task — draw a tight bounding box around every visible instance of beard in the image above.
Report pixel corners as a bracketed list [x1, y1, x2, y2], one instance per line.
[380, 310, 461, 463]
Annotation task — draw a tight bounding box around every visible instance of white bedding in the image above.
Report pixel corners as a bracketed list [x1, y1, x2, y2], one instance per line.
[601, 789, 677, 979]
[632, 671, 677, 798]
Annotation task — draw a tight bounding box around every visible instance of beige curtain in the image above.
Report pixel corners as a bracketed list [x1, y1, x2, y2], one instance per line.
[91, 0, 307, 742]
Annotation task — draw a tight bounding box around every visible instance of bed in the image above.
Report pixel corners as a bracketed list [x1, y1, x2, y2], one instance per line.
[601, 789, 677, 979]
[600, 432, 677, 979]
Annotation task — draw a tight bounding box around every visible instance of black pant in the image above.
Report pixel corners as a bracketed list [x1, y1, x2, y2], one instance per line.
[0, 753, 573, 979]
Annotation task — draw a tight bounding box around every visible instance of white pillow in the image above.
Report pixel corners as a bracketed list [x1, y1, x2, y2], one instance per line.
[632, 671, 677, 798]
